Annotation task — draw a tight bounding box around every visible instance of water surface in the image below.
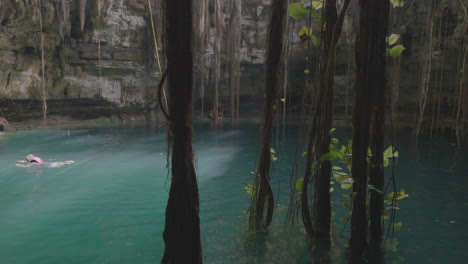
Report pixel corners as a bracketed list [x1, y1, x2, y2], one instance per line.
[0, 123, 466, 263]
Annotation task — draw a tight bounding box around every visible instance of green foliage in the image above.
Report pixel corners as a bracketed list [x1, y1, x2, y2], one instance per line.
[383, 146, 399, 167]
[389, 44, 406, 57]
[387, 34, 400, 45]
[310, 35, 319, 46]
[387, 189, 409, 201]
[270, 147, 279, 161]
[312, 0, 323, 10]
[289, 3, 310, 20]
[289, 1, 323, 20]
[242, 183, 256, 198]
[295, 177, 304, 191]
[321, 128, 408, 236]
[298, 26, 313, 37]
[368, 184, 383, 194]
[390, 0, 405, 8]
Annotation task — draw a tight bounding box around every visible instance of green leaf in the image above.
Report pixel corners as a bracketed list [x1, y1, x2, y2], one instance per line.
[311, 35, 318, 46]
[332, 166, 342, 171]
[320, 151, 341, 162]
[333, 173, 346, 183]
[390, 0, 405, 8]
[389, 44, 406, 57]
[383, 146, 395, 159]
[347, 140, 353, 154]
[329, 138, 339, 150]
[334, 171, 349, 176]
[341, 183, 353, 189]
[312, 0, 323, 9]
[304, 69, 310, 74]
[338, 145, 347, 155]
[368, 184, 383, 194]
[390, 222, 402, 228]
[298, 26, 313, 37]
[270, 148, 276, 154]
[387, 189, 410, 200]
[271, 154, 278, 162]
[280, 98, 286, 103]
[387, 34, 400, 45]
[289, 3, 310, 19]
[296, 177, 304, 191]
[329, 128, 336, 134]
[342, 203, 351, 209]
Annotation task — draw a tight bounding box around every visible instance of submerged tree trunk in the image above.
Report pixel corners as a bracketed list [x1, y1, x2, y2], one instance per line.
[161, 0, 202, 263]
[249, 0, 287, 231]
[350, 0, 388, 258]
[300, 0, 351, 238]
[368, 2, 389, 251]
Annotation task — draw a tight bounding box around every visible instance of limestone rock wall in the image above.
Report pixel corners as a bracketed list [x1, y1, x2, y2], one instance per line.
[0, 0, 156, 110]
[0, 0, 466, 122]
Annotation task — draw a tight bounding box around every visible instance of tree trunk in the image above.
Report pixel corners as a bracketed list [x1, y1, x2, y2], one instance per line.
[350, 0, 388, 257]
[161, 0, 202, 263]
[300, 0, 351, 238]
[249, 0, 287, 231]
[369, 2, 388, 248]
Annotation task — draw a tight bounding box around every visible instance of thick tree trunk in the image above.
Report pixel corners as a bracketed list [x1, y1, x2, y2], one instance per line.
[249, 0, 287, 231]
[350, 0, 388, 258]
[161, 0, 202, 263]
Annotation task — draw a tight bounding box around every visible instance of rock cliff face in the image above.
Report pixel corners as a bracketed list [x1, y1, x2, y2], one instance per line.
[0, 0, 158, 121]
[0, 0, 466, 124]
[0, 0, 273, 121]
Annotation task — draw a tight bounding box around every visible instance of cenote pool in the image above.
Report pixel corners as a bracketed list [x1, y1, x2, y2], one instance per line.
[0, 122, 466, 263]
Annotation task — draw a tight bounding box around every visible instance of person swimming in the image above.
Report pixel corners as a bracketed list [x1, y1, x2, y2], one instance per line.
[26, 154, 45, 165]
[16, 154, 74, 168]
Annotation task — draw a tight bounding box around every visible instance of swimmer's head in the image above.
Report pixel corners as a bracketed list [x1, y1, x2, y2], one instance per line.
[26, 154, 35, 162]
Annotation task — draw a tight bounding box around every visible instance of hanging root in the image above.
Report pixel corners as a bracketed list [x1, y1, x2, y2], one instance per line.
[158, 68, 170, 123]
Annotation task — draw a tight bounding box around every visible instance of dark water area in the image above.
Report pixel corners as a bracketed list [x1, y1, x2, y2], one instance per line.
[0, 122, 466, 263]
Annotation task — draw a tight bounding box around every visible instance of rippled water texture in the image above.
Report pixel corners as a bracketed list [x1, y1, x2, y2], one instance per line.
[0, 123, 466, 263]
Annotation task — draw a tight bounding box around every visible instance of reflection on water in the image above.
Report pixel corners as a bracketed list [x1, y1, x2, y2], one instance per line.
[0, 124, 466, 263]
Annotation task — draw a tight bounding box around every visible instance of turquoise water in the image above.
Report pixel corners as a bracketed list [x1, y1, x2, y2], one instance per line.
[0, 123, 466, 263]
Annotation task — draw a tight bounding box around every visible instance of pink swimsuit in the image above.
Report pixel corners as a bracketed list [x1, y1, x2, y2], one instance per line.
[30, 157, 45, 165]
